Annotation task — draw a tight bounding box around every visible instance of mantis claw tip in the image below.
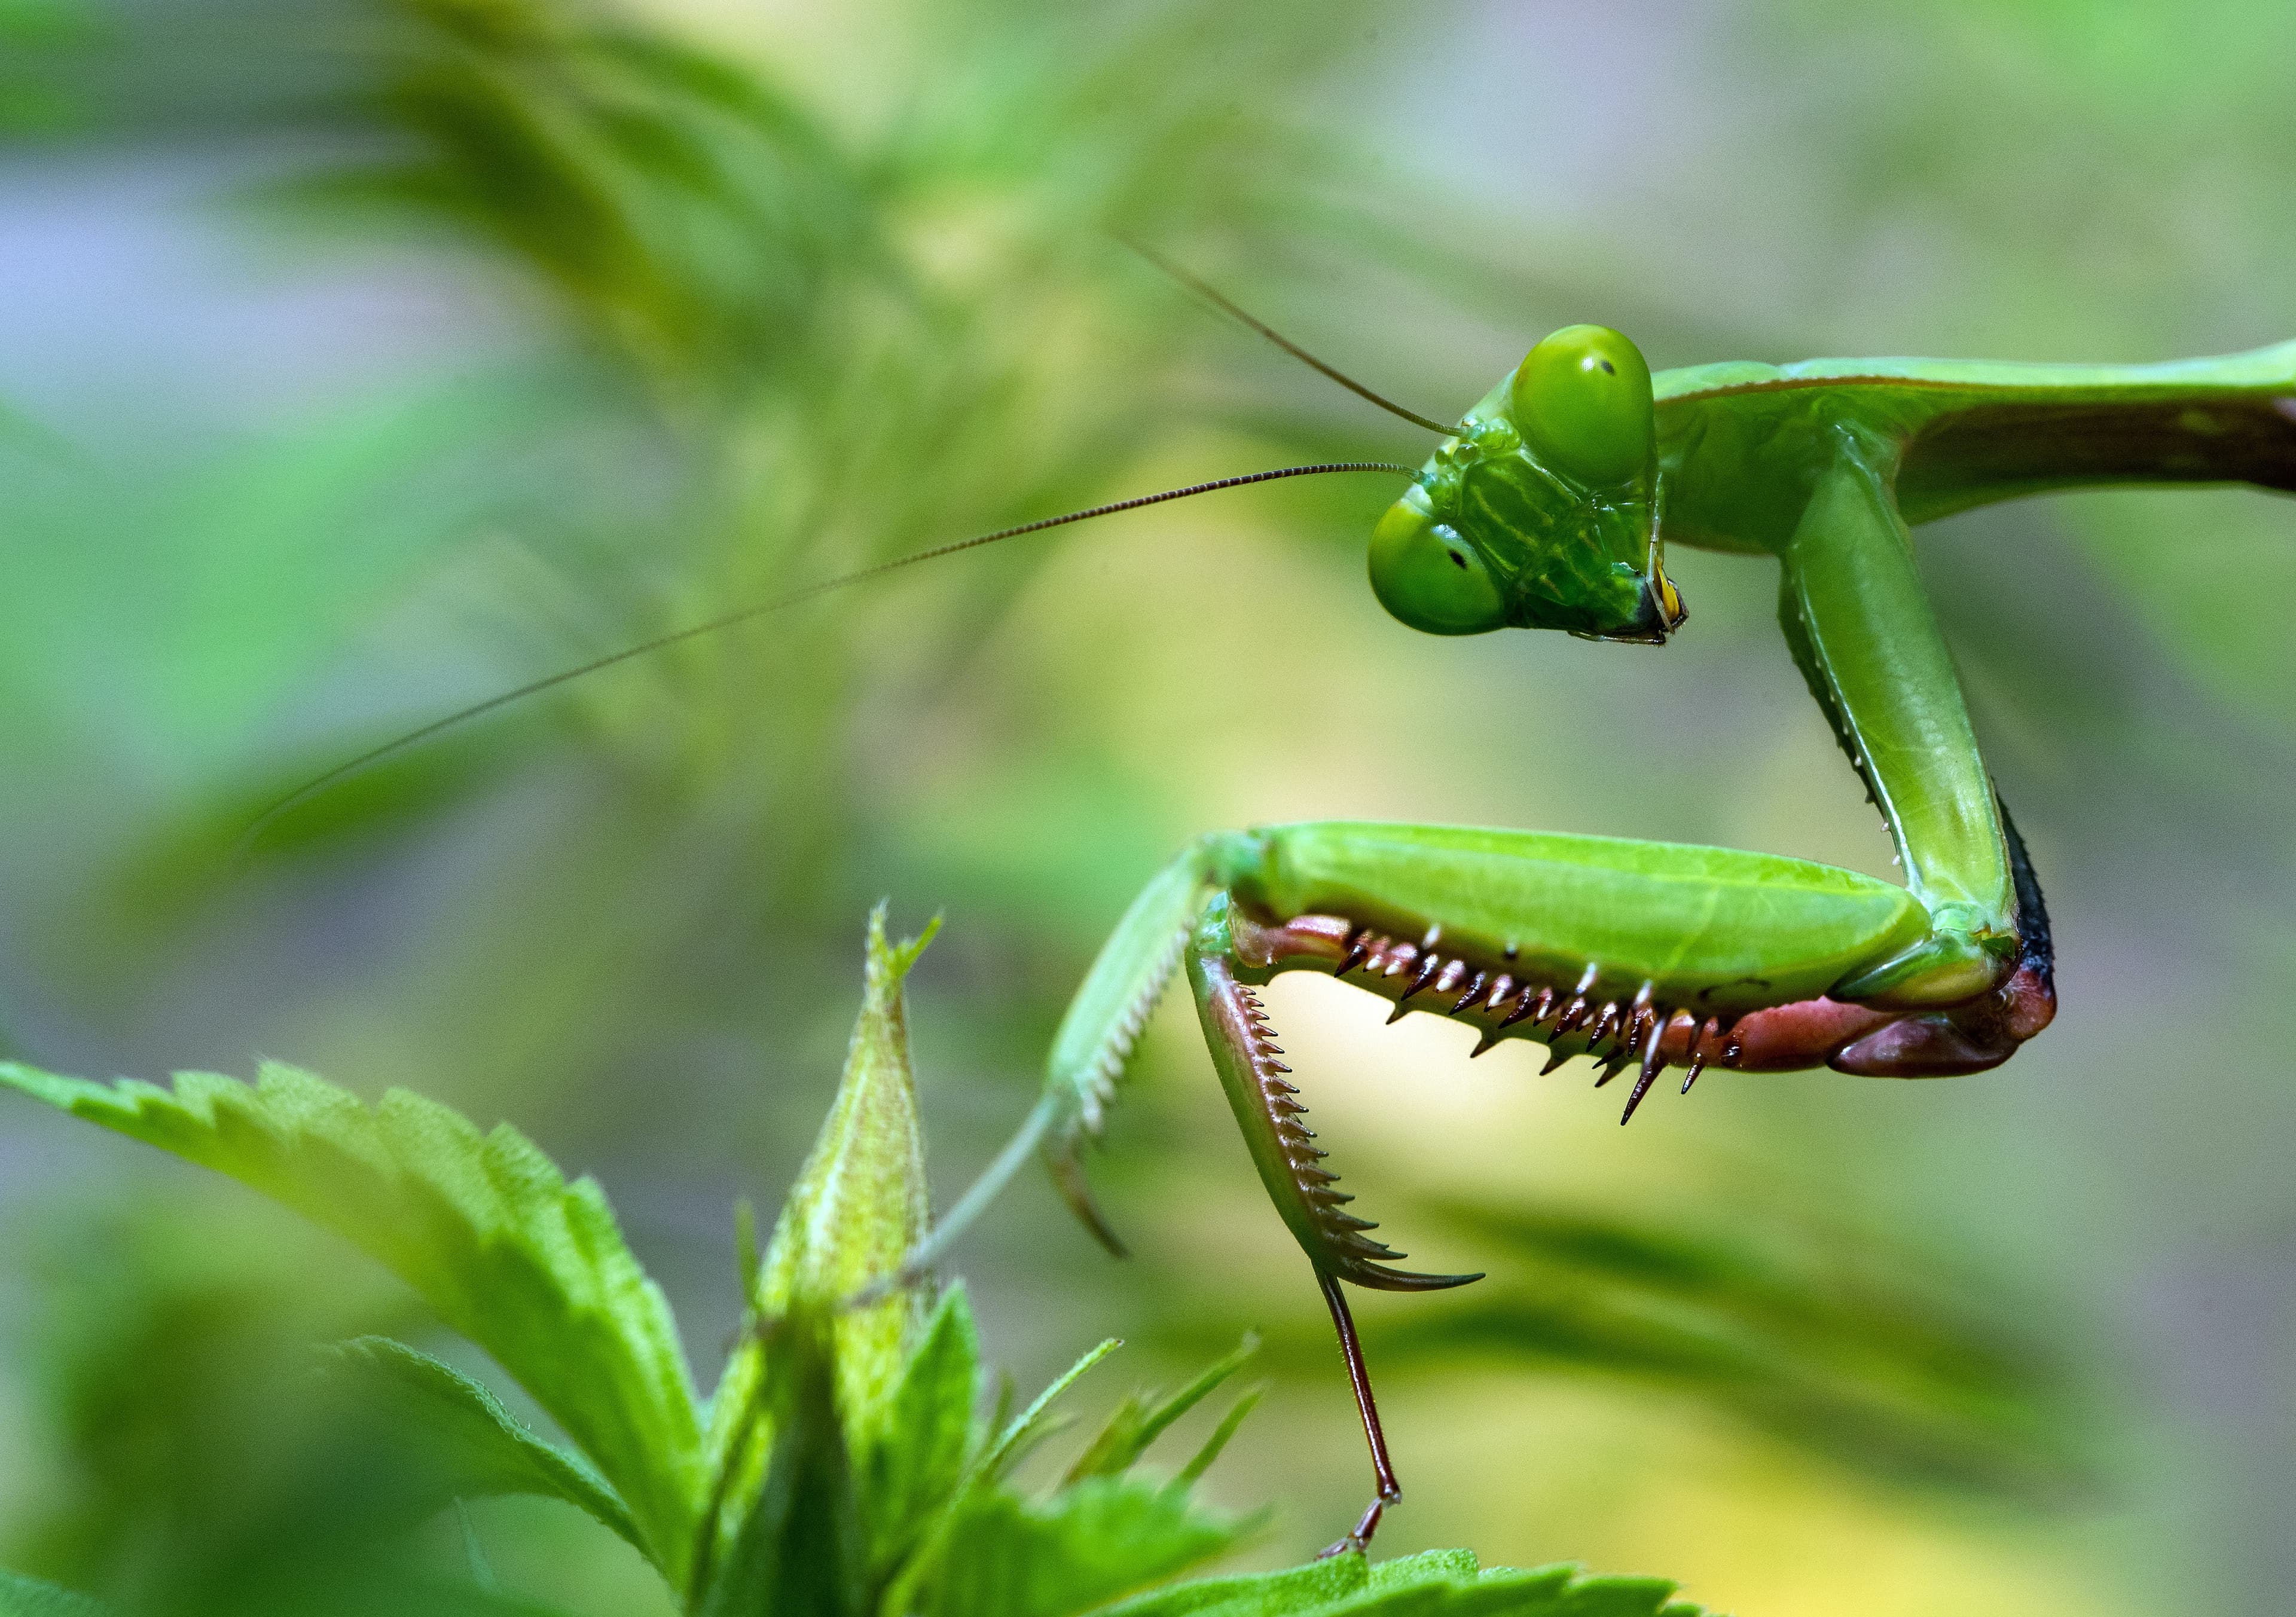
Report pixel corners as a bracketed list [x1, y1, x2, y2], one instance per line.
[1046, 1142, 1130, 1259]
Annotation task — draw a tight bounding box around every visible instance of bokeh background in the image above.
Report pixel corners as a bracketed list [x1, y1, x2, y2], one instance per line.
[2, 1, 2292, 1612]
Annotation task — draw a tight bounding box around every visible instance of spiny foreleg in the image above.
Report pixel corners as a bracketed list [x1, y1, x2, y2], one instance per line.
[1189, 894, 1476, 1554]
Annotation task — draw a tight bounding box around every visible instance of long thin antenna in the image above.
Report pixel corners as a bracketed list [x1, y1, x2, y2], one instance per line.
[1119, 235, 1459, 437]
[242, 460, 1413, 850]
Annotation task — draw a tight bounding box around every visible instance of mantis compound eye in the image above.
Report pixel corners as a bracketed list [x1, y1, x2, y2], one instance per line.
[1368, 485, 1507, 635]
[1510, 325, 1655, 487]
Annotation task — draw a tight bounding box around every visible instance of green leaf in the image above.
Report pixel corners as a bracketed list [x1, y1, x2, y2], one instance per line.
[1085, 1551, 1708, 1617]
[859, 1283, 985, 1576]
[1064, 1335, 1258, 1485]
[0, 1061, 704, 1585]
[0, 1570, 115, 1617]
[980, 1337, 1122, 1486]
[1087, 1555, 1367, 1617]
[322, 1336, 643, 1552]
[1366, 1549, 1484, 1590]
[1170, 1388, 1262, 1493]
[883, 1332, 1211, 1616]
[926, 1475, 1245, 1617]
[698, 1307, 863, 1617]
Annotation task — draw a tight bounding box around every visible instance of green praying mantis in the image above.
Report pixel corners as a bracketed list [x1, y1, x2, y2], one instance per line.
[269, 249, 2296, 1554]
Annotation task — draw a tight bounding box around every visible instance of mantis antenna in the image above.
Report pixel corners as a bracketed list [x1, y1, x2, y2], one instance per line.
[241, 459, 1419, 849]
[246, 246, 1455, 848]
[1118, 234, 1460, 436]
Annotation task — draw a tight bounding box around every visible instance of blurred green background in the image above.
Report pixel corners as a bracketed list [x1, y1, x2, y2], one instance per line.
[1, 0, 2292, 1612]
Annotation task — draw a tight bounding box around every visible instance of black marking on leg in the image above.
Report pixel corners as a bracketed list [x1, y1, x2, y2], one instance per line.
[1998, 795, 2056, 992]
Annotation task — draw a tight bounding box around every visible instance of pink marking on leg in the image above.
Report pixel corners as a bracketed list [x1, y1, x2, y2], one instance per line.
[1230, 910, 1352, 971]
[1717, 998, 1896, 1071]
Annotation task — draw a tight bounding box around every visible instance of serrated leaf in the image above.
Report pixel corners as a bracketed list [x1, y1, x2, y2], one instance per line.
[1064, 1335, 1257, 1485]
[860, 1282, 984, 1576]
[926, 1475, 1245, 1617]
[1085, 1555, 1366, 1617]
[1082, 1551, 1707, 1617]
[322, 1336, 642, 1552]
[0, 1061, 704, 1585]
[1366, 1550, 1484, 1591]
[698, 1306, 863, 1617]
[0, 1570, 114, 1617]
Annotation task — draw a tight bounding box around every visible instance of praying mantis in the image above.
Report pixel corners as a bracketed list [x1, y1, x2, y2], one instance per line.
[272, 250, 2296, 1555]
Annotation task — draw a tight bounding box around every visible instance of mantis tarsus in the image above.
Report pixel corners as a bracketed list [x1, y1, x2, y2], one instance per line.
[278, 251, 2296, 1554]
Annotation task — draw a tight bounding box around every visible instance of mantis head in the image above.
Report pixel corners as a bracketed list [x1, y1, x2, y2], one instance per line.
[1369, 325, 1684, 643]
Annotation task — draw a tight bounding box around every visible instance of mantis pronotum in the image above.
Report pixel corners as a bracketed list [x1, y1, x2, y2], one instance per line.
[273, 251, 2296, 1554]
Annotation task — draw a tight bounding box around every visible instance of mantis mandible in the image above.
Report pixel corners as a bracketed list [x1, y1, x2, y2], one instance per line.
[270, 250, 2296, 1554]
